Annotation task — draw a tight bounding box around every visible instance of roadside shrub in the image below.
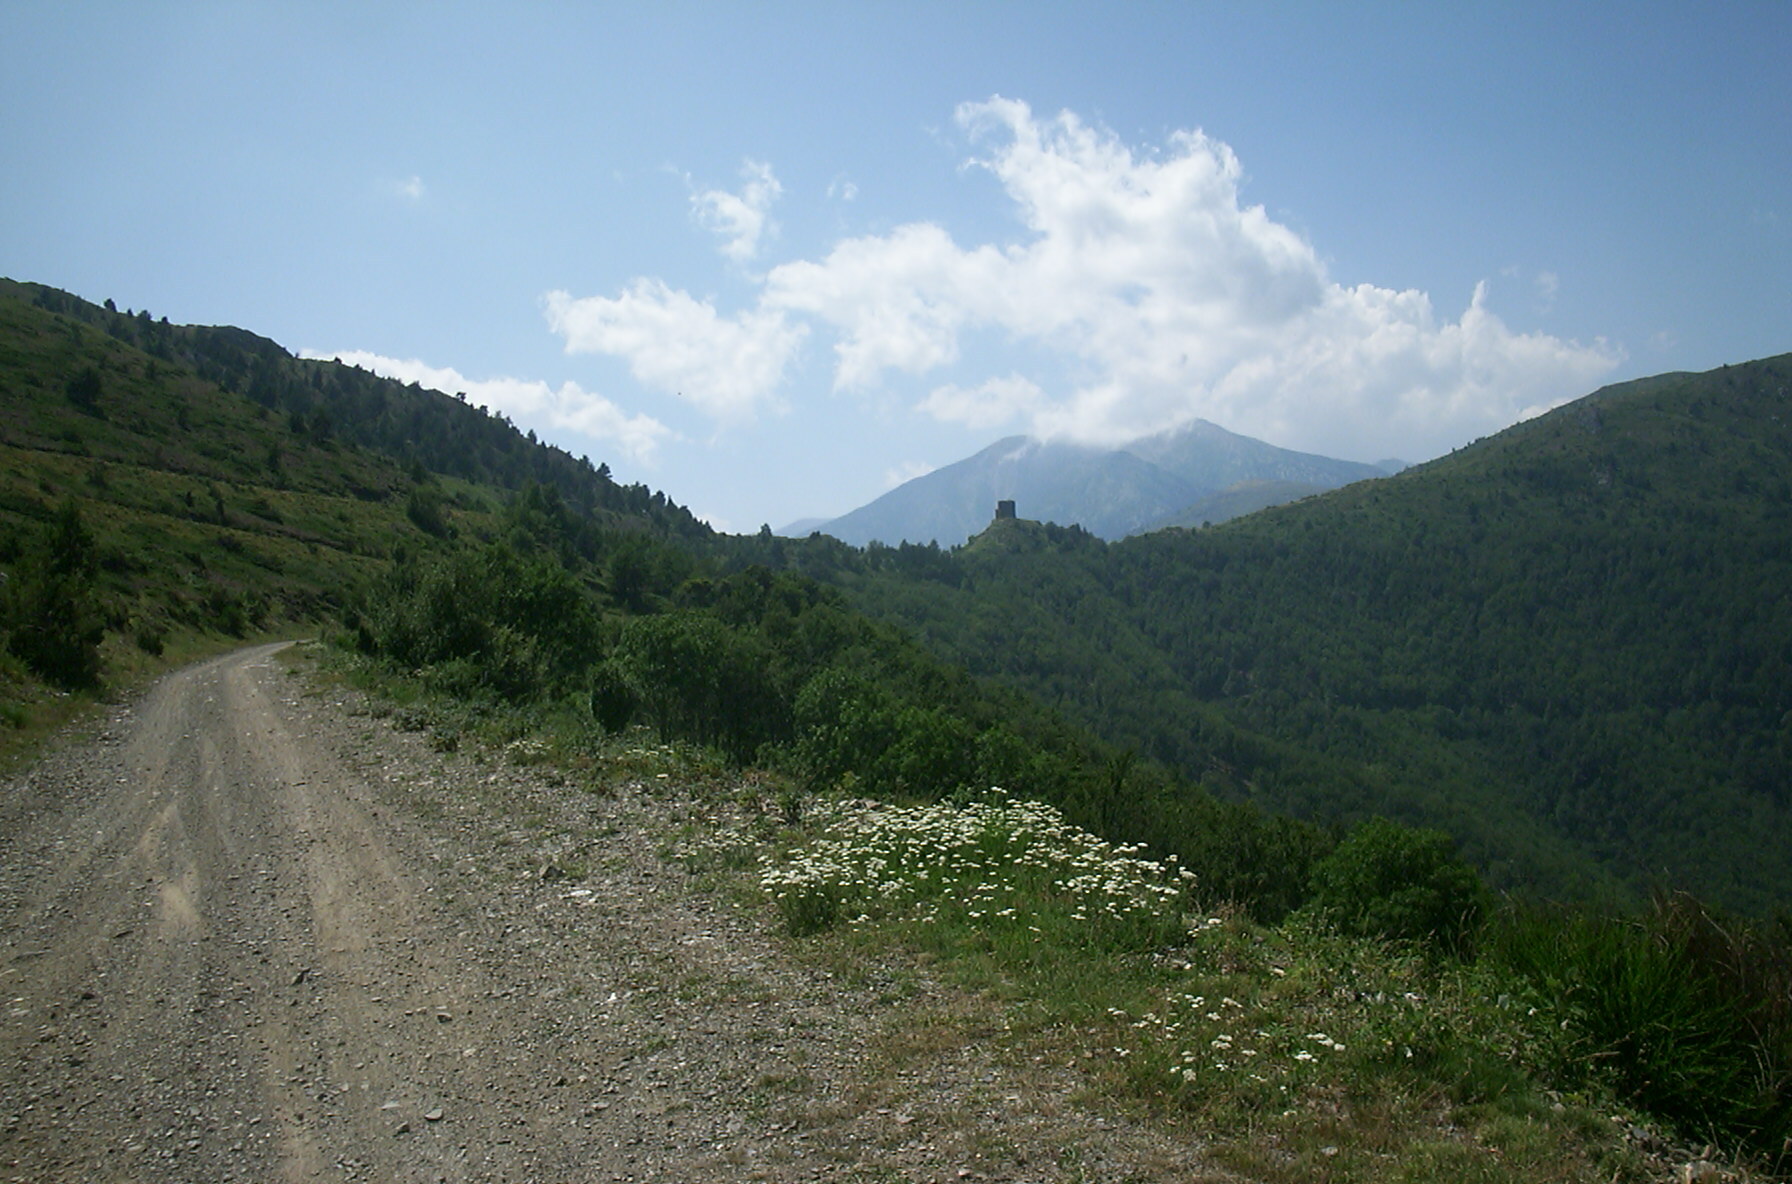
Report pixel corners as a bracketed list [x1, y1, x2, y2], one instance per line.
[1304, 816, 1487, 951]
[1487, 898, 1789, 1161]
[132, 618, 167, 656]
[789, 666, 902, 792]
[359, 542, 597, 700]
[611, 611, 785, 764]
[586, 659, 638, 734]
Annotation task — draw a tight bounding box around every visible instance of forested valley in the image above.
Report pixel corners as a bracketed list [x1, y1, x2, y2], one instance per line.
[3, 281, 1789, 1169]
[733, 357, 1792, 917]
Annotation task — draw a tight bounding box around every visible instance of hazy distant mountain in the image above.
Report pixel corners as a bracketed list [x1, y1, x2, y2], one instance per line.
[777, 517, 832, 537]
[1141, 479, 1334, 531]
[811, 420, 1387, 546]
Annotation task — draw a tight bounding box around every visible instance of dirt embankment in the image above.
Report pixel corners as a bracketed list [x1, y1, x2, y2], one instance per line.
[0, 643, 1214, 1183]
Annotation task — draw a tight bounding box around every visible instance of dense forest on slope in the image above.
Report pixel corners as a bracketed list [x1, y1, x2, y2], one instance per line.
[731, 357, 1792, 915]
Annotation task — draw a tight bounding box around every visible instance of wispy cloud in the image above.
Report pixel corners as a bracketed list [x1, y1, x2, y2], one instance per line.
[883, 459, 937, 489]
[692, 159, 782, 264]
[387, 175, 425, 202]
[1535, 270, 1559, 311]
[300, 349, 674, 465]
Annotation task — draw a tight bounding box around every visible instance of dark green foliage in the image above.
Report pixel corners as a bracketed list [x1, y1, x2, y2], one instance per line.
[358, 543, 597, 701]
[606, 534, 659, 611]
[64, 364, 103, 415]
[584, 660, 638, 734]
[0, 499, 105, 688]
[404, 484, 453, 538]
[132, 617, 167, 656]
[1487, 897, 1792, 1163]
[611, 611, 783, 764]
[788, 666, 974, 799]
[1305, 816, 1487, 951]
[742, 355, 1792, 915]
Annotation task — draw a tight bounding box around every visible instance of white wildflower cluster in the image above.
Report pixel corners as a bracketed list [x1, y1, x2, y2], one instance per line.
[1120, 988, 1354, 1091]
[505, 736, 550, 764]
[760, 791, 1191, 934]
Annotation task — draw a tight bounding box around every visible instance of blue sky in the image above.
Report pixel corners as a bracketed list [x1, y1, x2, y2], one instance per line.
[4, 3, 1788, 532]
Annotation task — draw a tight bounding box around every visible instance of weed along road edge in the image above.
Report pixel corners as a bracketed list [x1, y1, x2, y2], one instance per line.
[0, 643, 1214, 1183]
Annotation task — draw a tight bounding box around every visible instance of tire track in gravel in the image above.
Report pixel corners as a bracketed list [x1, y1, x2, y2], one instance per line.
[0, 642, 1221, 1184]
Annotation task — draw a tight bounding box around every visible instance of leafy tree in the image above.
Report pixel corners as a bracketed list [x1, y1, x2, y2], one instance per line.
[611, 611, 784, 763]
[1305, 816, 1487, 950]
[357, 542, 596, 700]
[1, 500, 105, 689]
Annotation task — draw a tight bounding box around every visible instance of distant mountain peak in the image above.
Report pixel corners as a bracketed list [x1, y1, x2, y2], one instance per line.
[813, 421, 1386, 547]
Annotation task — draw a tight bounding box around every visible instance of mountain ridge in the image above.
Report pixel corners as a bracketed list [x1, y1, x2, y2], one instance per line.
[805, 419, 1390, 545]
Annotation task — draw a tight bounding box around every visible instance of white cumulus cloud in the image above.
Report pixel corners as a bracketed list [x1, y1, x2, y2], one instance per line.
[543, 280, 807, 424]
[781, 98, 1616, 458]
[692, 159, 782, 264]
[545, 97, 1620, 460]
[919, 374, 1045, 431]
[300, 349, 674, 465]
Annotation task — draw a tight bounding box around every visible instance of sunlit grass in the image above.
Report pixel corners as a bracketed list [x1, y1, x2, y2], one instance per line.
[308, 649, 1710, 1182]
[747, 786, 1666, 1183]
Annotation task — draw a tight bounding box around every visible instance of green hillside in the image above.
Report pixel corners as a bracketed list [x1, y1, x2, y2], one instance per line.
[11, 276, 1784, 914]
[749, 356, 1792, 915]
[0, 280, 703, 715]
[5, 281, 1790, 1168]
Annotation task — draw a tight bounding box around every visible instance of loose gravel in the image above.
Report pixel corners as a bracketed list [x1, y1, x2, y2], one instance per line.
[0, 642, 1222, 1183]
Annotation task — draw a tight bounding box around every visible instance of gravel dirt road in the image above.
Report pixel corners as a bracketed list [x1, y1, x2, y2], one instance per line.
[0, 642, 1216, 1183]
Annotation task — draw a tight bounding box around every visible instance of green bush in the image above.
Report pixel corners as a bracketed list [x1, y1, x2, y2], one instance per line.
[359, 542, 598, 700]
[611, 611, 785, 764]
[586, 659, 638, 734]
[1, 500, 104, 689]
[1487, 898, 1791, 1162]
[1305, 816, 1486, 950]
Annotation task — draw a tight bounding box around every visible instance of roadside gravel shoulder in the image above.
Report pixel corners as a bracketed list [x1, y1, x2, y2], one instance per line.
[0, 643, 1221, 1183]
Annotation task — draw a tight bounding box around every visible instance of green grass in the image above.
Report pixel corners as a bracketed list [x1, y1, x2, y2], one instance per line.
[740, 788, 1683, 1182]
[316, 647, 1756, 1181]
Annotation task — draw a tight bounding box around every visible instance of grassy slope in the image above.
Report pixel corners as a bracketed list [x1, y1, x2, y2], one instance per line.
[0, 285, 497, 750]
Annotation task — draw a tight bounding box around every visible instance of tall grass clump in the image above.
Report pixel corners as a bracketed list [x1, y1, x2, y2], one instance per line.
[761, 790, 1192, 955]
[1486, 893, 1792, 1166]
